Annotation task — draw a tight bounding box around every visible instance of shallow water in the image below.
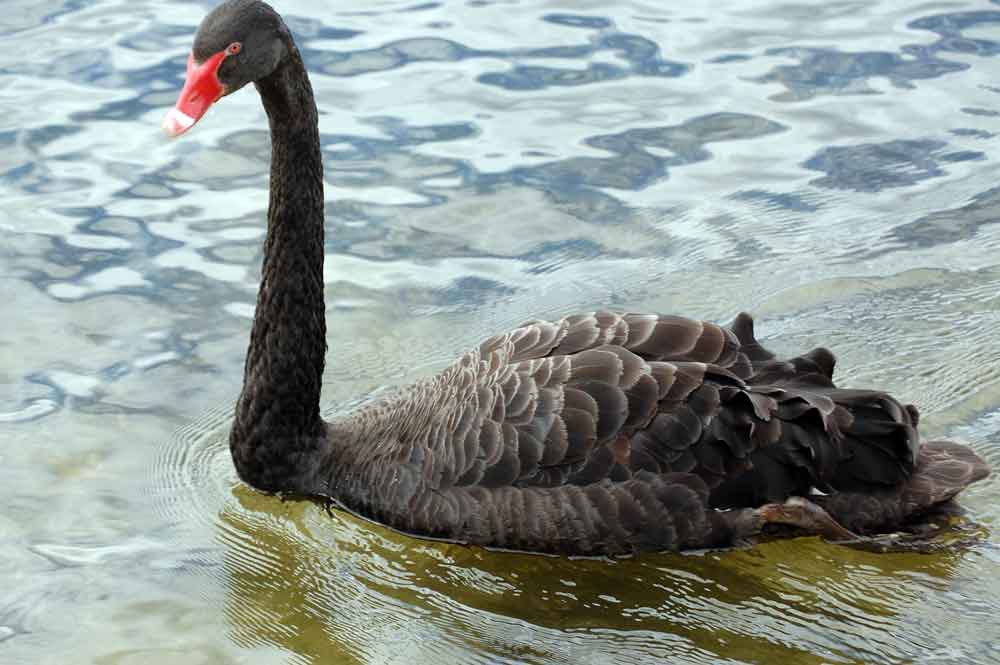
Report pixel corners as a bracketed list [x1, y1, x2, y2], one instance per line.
[3, 0, 1000, 663]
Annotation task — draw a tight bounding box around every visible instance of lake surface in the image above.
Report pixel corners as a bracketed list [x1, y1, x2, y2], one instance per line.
[3, 0, 1000, 663]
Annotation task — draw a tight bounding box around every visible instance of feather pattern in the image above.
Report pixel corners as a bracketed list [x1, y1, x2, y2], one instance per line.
[316, 311, 990, 555]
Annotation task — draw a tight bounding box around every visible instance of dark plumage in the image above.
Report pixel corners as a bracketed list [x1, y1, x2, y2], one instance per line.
[164, 0, 991, 556]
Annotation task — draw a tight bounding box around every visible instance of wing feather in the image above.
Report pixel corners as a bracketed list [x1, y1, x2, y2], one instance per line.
[339, 311, 953, 554]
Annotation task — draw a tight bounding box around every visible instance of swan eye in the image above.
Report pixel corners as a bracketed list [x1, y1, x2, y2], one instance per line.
[226, 42, 242, 55]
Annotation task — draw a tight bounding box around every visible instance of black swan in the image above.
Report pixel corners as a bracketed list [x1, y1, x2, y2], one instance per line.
[162, 0, 990, 555]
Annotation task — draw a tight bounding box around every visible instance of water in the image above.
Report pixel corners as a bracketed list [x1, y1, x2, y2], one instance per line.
[3, 0, 1000, 662]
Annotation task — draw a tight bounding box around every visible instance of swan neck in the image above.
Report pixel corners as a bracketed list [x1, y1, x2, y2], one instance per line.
[230, 45, 328, 494]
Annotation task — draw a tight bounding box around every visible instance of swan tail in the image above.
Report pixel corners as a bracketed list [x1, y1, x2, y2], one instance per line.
[901, 440, 991, 509]
[814, 439, 990, 534]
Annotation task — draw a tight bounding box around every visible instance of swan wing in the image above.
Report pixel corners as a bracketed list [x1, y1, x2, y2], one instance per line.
[345, 312, 919, 553]
[450, 311, 906, 495]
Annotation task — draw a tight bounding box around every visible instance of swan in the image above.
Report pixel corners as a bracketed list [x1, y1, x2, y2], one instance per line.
[162, 0, 990, 555]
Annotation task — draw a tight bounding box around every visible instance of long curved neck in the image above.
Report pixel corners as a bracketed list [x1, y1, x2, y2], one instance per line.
[230, 43, 328, 494]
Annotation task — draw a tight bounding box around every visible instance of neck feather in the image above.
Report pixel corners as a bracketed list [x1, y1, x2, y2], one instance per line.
[230, 45, 328, 493]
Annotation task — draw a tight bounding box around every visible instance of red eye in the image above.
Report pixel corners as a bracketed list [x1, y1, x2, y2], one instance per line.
[226, 42, 242, 55]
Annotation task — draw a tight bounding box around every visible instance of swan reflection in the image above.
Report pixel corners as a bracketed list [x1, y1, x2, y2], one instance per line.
[218, 485, 967, 664]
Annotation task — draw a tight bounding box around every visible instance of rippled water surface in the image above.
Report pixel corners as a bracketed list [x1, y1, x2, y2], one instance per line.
[4, 0, 1000, 663]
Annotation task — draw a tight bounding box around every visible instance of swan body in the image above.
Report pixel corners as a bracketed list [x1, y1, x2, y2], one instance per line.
[164, 0, 990, 555]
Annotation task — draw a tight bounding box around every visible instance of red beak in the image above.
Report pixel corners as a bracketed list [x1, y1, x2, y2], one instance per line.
[162, 51, 227, 137]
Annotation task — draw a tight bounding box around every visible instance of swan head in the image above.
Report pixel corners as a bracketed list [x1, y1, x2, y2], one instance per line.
[162, 0, 289, 137]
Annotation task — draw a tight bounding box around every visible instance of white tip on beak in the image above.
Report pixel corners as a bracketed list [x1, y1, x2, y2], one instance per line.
[161, 107, 197, 137]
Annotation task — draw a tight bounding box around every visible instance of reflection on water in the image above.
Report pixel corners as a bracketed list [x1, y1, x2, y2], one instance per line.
[2, 0, 1000, 663]
[219, 484, 980, 665]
